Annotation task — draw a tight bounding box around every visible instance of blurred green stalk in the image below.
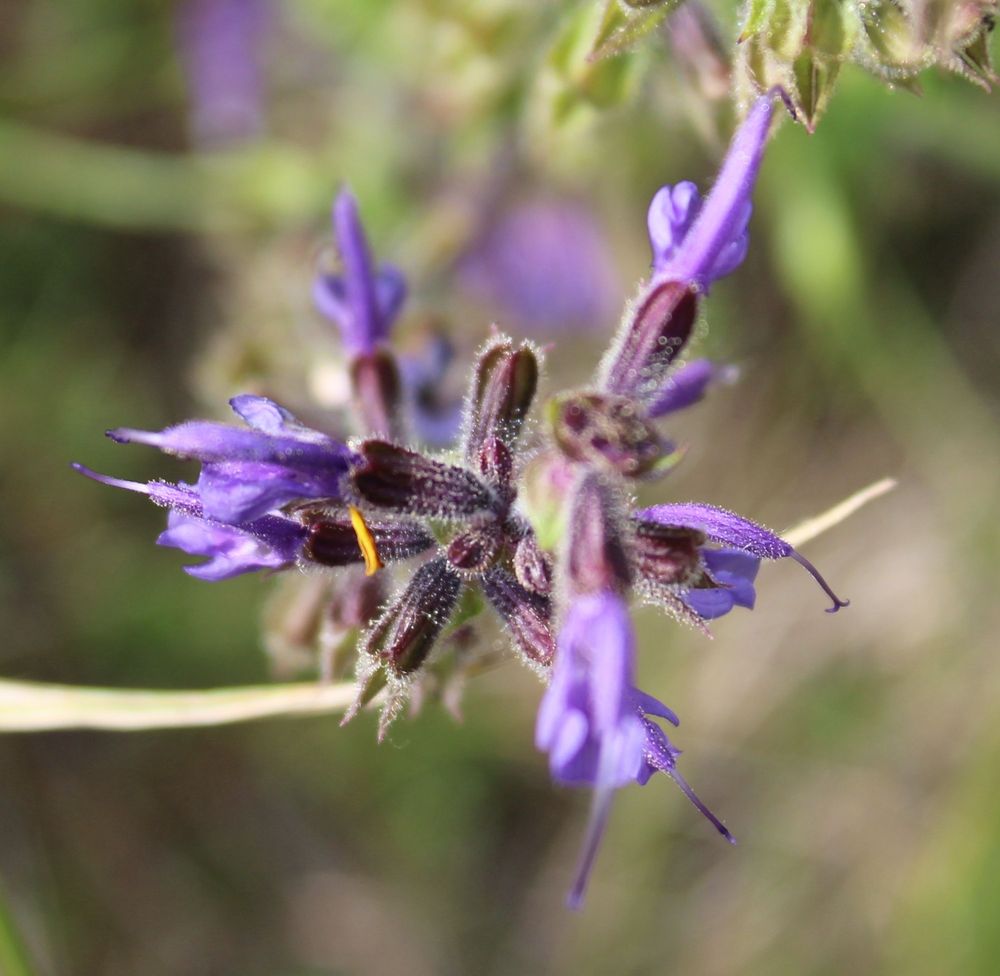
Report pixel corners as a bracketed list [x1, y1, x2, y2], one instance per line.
[0, 886, 36, 976]
[0, 120, 327, 233]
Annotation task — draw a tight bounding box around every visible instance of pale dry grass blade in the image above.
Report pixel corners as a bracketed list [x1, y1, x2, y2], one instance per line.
[782, 477, 897, 549]
[0, 679, 358, 732]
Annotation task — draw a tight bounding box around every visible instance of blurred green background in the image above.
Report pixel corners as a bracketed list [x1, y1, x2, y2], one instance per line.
[2, 1, 1000, 974]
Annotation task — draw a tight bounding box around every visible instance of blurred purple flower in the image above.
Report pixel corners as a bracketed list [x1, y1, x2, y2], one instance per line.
[538, 591, 734, 907]
[536, 592, 646, 789]
[397, 333, 464, 447]
[313, 190, 407, 356]
[646, 357, 737, 418]
[177, 0, 271, 148]
[459, 199, 620, 334]
[649, 93, 775, 291]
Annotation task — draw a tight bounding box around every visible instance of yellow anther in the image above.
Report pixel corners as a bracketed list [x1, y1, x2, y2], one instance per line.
[348, 505, 384, 576]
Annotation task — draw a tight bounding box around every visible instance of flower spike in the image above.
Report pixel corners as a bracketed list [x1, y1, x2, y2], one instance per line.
[650, 91, 777, 291]
[313, 189, 407, 355]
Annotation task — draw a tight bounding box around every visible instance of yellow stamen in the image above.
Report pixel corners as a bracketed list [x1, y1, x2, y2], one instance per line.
[348, 505, 384, 576]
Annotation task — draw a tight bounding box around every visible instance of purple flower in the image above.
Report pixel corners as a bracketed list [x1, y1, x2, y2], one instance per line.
[313, 190, 407, 356]
[107, 395, 354, 524]
[72, 466, 307, 580]
[459, 199, 620, 334]
[634, 695, 734, 844]
[397, 333, 464, 447]
[646, 358, 737, 418]
[537, 592, 734, 907]
[536, 592, 646, 789]
[682, 547, 760, 619]
[636, 501, 849, 612]
[177, 0, 270, 148]
[157, 510, 305, 580]
[649, 92, 775, 291]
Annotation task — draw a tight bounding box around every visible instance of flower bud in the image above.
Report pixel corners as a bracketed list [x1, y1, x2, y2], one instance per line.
[550, 391, 667, 477]
[352, 440, 497, 518]
[596, 279, 698, 406]
[481, 568, 555, 667]
[446, 520, 504, 575]
[349, 349, 403, 439]
[514, 533, 554, 596]
[565, 471, 632, 596]
[464, 338, 539, 462]
[360, 557, 462, 676]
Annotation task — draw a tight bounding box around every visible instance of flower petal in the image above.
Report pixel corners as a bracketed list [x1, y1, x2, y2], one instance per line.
[655, 93, 774, 289]
[638, 503, 849, 612]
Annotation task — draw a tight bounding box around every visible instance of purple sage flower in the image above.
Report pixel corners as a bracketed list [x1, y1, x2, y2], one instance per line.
[72, 467, 307, 580]
[177, 0, 271, 148]
[313, 190, 407, 357]
[636, 502, 849, 613]
[646, 357, 737, 418]
[537, 592, 734, 907]
[649, 92, 775, 291]
[459, 199, 620, 334]
[536, 592, 646, 789]
[106, 395, 354, 524]
[682, 547, 760, 619]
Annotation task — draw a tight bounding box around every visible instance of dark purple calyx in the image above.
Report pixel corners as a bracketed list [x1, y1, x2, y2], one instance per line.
[350, 349, 403, 439]
[360, 557, 462, 675]
[446, 520, 504, 575]
[464, 338, 539, 462]
[566, 472, 632, 596]
[597, 279, 698, 406]
[514, 533, 553, 596]
[631, 518, 704, 586]
[477, 437, 516, 514]
[352, 440, 497, 519]
[481, 568, 555, 666]
[550, 391, 666, 477]
[303, 509, 434, 567]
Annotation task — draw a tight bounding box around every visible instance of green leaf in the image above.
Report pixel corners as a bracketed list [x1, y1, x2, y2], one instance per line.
[589, 0, 683, 62]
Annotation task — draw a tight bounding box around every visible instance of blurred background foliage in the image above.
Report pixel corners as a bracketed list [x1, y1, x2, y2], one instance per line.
[1, 1, 999, 974]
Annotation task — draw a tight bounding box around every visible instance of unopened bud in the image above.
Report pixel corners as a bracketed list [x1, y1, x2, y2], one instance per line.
[481, 568, 555, 667]
[446, 520, 504, 575]
[353, 440, 497, 519]
[464, 337, 539, 462]
[565, 471, 632, 595]
[597, 279, 698, 406]
[550, 391, 667, 477]
[477, 436, 514, 493]
[360, 557, 462, 676]
[350, 349, 403, 439]
[514, 533, 553, 596]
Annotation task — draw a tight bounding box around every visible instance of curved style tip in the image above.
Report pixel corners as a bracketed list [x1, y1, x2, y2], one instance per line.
[789, 550, 849, 613]
[670, 769, 734, 843]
